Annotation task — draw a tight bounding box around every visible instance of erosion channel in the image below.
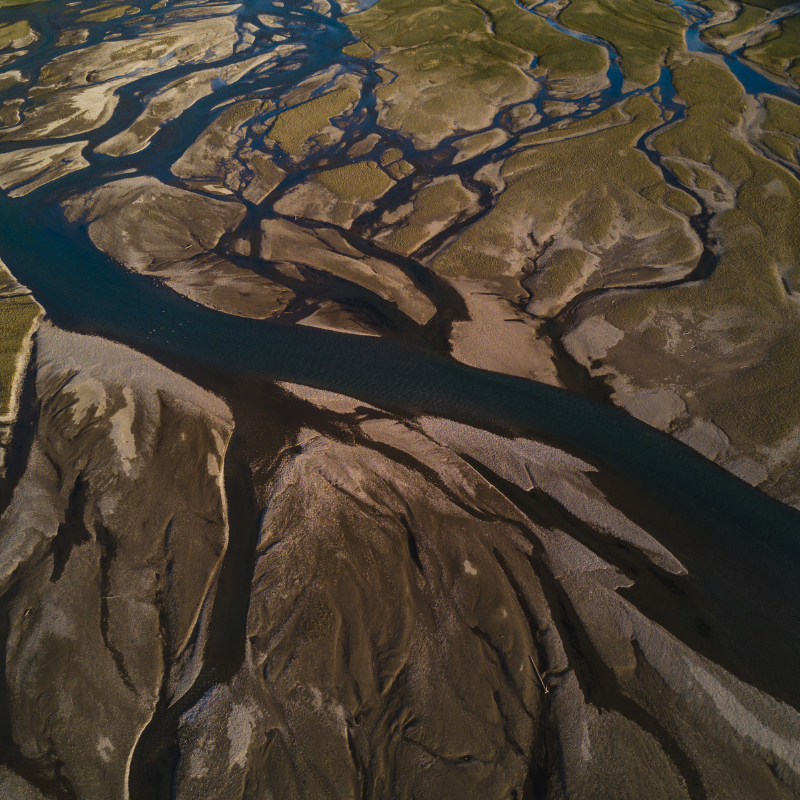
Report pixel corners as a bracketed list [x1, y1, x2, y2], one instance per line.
[0, 0, 799, 796]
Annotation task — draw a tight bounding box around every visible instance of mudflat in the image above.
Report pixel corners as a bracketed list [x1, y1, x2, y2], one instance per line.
[0, 0, 799, 796]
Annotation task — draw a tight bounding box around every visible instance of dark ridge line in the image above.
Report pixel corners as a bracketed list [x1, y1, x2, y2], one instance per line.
[49, 476, 91, 583]
[96, 520, 139, 695]
[492, 546, 552, 800]
[525, 540, 708, 800]
[492, 476, 713, 797]
[359, 436, 499, 524]
[465, 449, 800, 710]
[127, 423, 261, 798]
[0, 584, 81, 800]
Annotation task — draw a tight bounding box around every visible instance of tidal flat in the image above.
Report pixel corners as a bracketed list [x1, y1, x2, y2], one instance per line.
[0, 0, 799, 795]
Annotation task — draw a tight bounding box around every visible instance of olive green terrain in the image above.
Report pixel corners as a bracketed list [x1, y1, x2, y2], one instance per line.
[559, 0, 687, 85]
[0, 262, 41, 421]
[745, 14, 800, 85]
[345, 0, 607, 146]
[268, 87, 360, 154]
[343, 0, 800, 498]
[604, 56, 800, 446]
[700, 0, 800, 86]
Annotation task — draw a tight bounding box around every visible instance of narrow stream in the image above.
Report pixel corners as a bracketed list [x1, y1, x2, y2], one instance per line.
[674, 0, 800, 104]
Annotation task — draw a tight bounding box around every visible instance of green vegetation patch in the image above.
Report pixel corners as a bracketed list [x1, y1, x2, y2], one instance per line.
[452, 128, 507, 161]
[217, 99, 268, 131]
[763, 95, 800, 138]
[268, 88, 359, 155]
[517, 103, 626, 147]
[761, 132, 796, 162]
[349, 0, 606, 75]
[713, 333, 800, 444]
[699, 0, 729, 13]
[0, 19, 34, 48]
[663, 186, 702, 216]
[607, 57, 800, 444]
[345, 0, 606, 145]
[386, 159, 414, 179]
[759, 93, 800, 163]
[533, 247, 594, 298]
[383, 175, 474, 254]
[433, 95, 697, 282]
[653, 57, 745, 162]
[0, 297, 40, 419]
[342, 41, 372, 58]
[251, 153, 283, 182]
[316, 161, 394, 201]
[738, 0, 797, 12]
[81, 4, 138, 22]
[0, 0, 46, 7]
[109, 34, 180, 62]
[559, 0, 687, 86]
[705, 4, 766, 40]
[379, 147, 403, 166]
[640, 181, 701, 216]
[0, 263, 42, 421]
[744, 15, 800, 85]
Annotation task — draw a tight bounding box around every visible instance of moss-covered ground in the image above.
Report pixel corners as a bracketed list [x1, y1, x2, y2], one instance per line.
[81, 4, 138, 22]
[704, 4, 766, 41]
[381, 176, 475, 255]
[316, 161, 394, 201]
[744, 14, 800, 85]
[342, 41, 372, 58]
[605, 57, 800, 445]
[559, 0, 686, 86]
[760, 96, 800, 162]
[0, 19, 33, 47]
[345, 0, 606, 146]
[432, 95, 698, 282]
[268, 88, 360, 155]
[0, 0, 45, 7]
[0, 264, 41, 421]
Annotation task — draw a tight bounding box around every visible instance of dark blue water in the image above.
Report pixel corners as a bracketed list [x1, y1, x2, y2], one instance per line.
[515, 0, 625, 102]
[2, 192, 799, 604]
[673, 0, 800, 104]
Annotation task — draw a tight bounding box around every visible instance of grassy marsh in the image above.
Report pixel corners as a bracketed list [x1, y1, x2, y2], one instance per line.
[316, 161, 394, 201]
[0, 19, 35, 48]
[559, 0, 687, 86]
[342, 41, 372, 58]
[605, 57, 800, 445]
[744, 15, 800, 84]
[380, 175, 476, 255]
[704, 4, 766, 41]
[81, 4, 138, 22]
[432, 95, 699, 285]
[760, 96, 800, 161]
[345, 0, 606, 146]
[0, 263, 41, 421]
[268, 88, 359, 155]
[0, 0, 45, 7]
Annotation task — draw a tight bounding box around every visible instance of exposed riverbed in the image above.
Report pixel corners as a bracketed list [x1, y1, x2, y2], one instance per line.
[0, 0, 799, 795]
